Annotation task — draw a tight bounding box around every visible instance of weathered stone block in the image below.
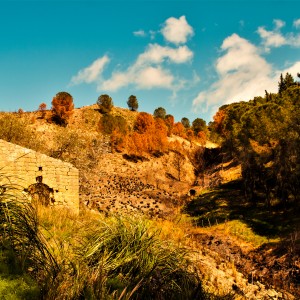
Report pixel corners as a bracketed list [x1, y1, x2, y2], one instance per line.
[0, 139, 79, 215]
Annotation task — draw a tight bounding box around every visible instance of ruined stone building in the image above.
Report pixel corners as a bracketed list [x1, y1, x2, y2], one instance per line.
[0, 139, 79, 214]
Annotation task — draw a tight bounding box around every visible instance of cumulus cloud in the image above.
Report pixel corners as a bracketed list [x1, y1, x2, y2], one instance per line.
[71, 55, 110, 85]
[99, 43, 193, 91]
[101, 72, 130, 92]
[192, 34, 278, 116]
[258, 19, 300, 51]
[136, 43, 193, 65]
[133, 30, 146, 37]
[193, 33, 300, 118]
[71, 16, 195, 94]
[161, 16, 194, 44]
[274, 19, 285, 30]
[257, 26, 287, 50]
[101, 66, 174, 91]
[294, 19, 300, 28]
[135, 67, 173, 89]
[281, 61, 300, 78]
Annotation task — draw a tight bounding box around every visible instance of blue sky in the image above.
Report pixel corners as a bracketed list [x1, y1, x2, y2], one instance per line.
[0, 0, 300, 123]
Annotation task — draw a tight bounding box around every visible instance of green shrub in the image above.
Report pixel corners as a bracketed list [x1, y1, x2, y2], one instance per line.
[97, 94, 114, 114]
[99, 114, 128, 135]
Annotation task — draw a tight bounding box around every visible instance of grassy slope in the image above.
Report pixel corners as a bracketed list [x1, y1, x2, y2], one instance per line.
[1, 106, 299, 298]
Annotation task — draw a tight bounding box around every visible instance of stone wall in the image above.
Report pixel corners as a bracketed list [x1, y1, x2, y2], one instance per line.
[0, 139, 79, 214]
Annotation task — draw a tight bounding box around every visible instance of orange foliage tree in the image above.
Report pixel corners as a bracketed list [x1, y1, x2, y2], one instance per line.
[110, 129, 127, 153]
[134, 112, 155, 134]
[172, 122, 187, 138]
[51, 92, 74, 126]
[38, 102, 47, 118]
[186, 129, 195, 141]
[153, 118, 168, 152]
[164, 114, 174, 136]
[197, 131, 207, 146]
[212, 109, 226, 135]
[127, 112, 168, 155]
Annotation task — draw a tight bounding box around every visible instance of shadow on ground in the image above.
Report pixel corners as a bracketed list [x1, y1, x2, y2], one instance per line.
[184, 179, 300, 239]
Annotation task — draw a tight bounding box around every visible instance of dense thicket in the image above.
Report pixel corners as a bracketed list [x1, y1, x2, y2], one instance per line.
[210, 73, 300, 207]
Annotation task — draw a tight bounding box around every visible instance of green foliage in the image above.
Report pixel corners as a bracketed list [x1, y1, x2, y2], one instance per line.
[82, 216, 202, 299]
[153, 107, 166, 119]
[278, 72, 297, 95]
[0, 249, 40, 299]
[192, 118, 206, 135]
[99, 114, 128, 135]
[212, 75, 300, 208]
[181, 117, 190, 128]
[127, 95, 139, 111]
[97, 94, 114, 114]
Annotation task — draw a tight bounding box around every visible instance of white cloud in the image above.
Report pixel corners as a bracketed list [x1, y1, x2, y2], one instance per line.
[161, 16, 194, 44]
[99, 43, 193, 92]
[193, 33, 300, 118]
[133, 30, 146, 37]
[135, 67, 173, 89]
[100, 72, 130, 91]
[274, 19, 285, 30]
[192, 34, 278, 116]
[257, 26, 287, 50]
[294, 19, 300, 28]
[71, 17, 195, 94]
[258, 19, 300, 51]
[136, 44, 193, 65]
[71, 55, 110, 85]
[281, 61, 300, 79]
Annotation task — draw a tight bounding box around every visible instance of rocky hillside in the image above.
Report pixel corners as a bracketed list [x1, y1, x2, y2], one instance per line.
[1, 105, 299, 299]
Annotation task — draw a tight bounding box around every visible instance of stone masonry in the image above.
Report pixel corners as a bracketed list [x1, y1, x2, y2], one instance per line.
[0, 139, 79, 214]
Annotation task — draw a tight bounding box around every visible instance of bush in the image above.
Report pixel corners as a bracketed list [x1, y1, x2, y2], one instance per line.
[51, 92, 74, 126]
[0, 114, 43, 152]
[134, 112, 155, 134]
[153, 107, 166, 119]
[99, 114, 128, 135]
[192, 118, 206, 135]
[97, 94, 113, 114]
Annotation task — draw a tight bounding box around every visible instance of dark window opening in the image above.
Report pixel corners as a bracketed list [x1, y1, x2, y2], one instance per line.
[36, 176, 43, 183]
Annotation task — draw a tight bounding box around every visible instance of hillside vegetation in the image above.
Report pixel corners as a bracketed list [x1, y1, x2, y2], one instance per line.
[0, 73, 299, 299]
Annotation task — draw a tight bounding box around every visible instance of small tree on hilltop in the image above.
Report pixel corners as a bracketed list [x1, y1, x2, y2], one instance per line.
[181, 117, 190, 129]
[127, 95, 139, 111]
[38, 102, 47, 119]
[97, 94, 113, 114]
[51, 92, 74, 126]
[192, 118, 206, 135]
[153, 107, 166, 119]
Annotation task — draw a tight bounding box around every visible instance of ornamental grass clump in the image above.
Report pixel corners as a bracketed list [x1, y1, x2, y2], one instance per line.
[0, 175, 206, 299]
[81, 216, 204, 299]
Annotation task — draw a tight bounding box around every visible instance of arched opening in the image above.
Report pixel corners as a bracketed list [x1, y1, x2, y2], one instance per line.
[25, 182, 55, 206]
